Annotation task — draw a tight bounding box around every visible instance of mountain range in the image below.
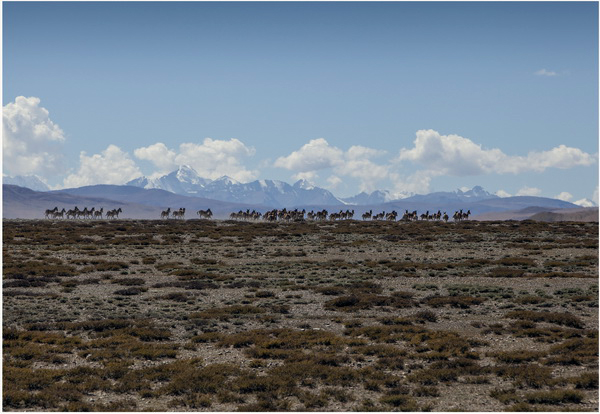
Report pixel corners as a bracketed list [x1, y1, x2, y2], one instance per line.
[126, 165, 345, 207]
[2, 166, 595, 220]
[3, 174, 50, 192]
[125, 165, 505, 207]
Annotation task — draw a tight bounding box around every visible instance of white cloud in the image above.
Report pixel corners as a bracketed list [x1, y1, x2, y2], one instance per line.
[496, 190, 512, 198]
[3, 96, 66, 177]
[338, 146, 389, 192]
[535, 68, 558, 76]
[274, 138, 344, 172]
[133, 142, 176, 171]
[516, 186, 542, 197]
[522, 145, 596, 172]
[574, 198, 596, 207]
[134, 138, 257, 182]
[398, 130, 596, 176]
[63, 145, 142, 188]
[292, 171, 319, 182]
[398, 130, 506, 176]
[573, 187, 600, 207]
[274, 139, 390, 193]
[554, 192, 573, 202]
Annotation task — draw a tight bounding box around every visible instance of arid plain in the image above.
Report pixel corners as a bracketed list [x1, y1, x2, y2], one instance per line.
[3, 218, 598, 411]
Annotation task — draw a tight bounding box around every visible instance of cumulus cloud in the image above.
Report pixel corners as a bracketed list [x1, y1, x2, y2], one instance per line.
[495, 190, 512, 198]
[398, 130, 596, 176]
[516, 186, 542, 197]
[573, 187, 600, 207]
[574, 198, 596, 207]
[63, 145, 142, 188]
[133, 142, 176, 171]
[522, 145, 596, 172]
[3, 96, 66, 177]
[554, 192, 573, 202]
[134, 138, 257, 182]
[274, 138, 344, 172]
[338, 146, 389, 192]
[398, 130, 505, 176]
[275, 139, 390, 192]
[535, 68, 558, 76]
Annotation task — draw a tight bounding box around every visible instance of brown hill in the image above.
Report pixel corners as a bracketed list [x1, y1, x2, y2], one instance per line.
[474, 206, 598, 222]
[529, 207, 598, 222]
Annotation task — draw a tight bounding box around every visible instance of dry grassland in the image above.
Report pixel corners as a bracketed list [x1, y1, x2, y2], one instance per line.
[3, 219, 598, 411]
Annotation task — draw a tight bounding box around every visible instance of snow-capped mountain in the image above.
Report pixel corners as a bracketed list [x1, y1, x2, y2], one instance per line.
[341, 190, 413, 205]
[127, 165, 212, 195]
[127, 167, 503, 208]
[126, 166, 344, 208]
[403, 185, 498, 204]
[456, 185, 497, 200]
[293, 179, 315, 191]
[3, 175, 50, 192]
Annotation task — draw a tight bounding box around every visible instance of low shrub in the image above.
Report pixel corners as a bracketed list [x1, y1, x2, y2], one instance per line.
[490, 388, 520, 404]
[488, 267, 526, 278]
[570, 372, 599, 389]
[422, 295, 486, 308]
[413, 386, 440, 397]
[412, 310, 438, 323]
[525, 389, 584, 405]
[325, 293, 416, 311]
[545, 337, 598, 365]
[495, 364, 554, 388]
[505, 310, 585, 329]
[496, 257, 536, 267]
[492, 350, 544, 364]
[379, 393, 419, 410]
[114, 287, 147, 296]
[158, 292, 191, 302]
[111, 277, 145, 286]
[192, 305, 264, 321]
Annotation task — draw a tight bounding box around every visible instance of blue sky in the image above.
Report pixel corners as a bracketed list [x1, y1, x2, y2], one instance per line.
[3, 1, 598, 203]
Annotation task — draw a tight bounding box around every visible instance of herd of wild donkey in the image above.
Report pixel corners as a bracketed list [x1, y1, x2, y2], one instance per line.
[44, 205, 472, 222]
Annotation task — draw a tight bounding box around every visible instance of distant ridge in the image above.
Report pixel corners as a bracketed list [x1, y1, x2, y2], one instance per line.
[473, 206, 598, 222]
[3, 185, 143, 219]
[3, 181, 585, 220]
[4, 184, 268, 219]
[6, 168, 594, 214]
[3, 175, 50, 192]
[529, 207, 598, 222]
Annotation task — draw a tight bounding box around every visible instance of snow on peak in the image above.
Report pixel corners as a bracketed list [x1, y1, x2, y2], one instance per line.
[176, 165, 200, 181]
[178, 164, 195, 172]
[293, 179, 315, 190]
[456, 185, 494, 199]
[214, 176, 240, 185]
[387, 190, 412, 201]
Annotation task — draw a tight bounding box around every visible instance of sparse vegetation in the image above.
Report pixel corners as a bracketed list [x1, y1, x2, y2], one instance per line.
[3, 219, 597, 411]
